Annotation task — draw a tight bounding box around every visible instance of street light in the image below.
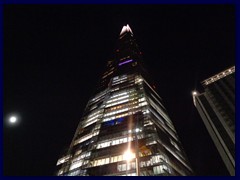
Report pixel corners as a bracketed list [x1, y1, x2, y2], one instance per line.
[123, 150, 135, 162]
[123, 149, 135, 176]
[124, 113, 141, 176]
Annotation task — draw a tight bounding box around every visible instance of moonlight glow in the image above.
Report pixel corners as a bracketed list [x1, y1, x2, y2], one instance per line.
[9, 116, 17, 123]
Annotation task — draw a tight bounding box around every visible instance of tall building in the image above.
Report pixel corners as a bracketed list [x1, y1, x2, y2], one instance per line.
[192, 66, 235, 176]
[55, 25, 193, 176]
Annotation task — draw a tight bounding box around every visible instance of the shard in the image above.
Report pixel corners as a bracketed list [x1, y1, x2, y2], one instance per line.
[55, 25, 193, 176]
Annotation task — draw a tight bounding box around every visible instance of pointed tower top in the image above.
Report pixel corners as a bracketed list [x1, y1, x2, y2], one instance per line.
[120, 24, 133, 36]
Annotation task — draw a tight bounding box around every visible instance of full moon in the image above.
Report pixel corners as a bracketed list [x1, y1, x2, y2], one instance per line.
[9, 116, 17, 123]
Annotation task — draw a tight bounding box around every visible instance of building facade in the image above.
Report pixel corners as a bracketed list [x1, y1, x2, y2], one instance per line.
[192, 66, 235, 176]
[55, 25, 193, 176]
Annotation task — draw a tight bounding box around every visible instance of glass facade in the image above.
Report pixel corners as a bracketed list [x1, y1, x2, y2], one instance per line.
[55, 25, 193, 176]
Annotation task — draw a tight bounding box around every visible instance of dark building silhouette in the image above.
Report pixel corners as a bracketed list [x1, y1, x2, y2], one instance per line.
[192, 66, 235, 176]
[55, 25, 193, 176]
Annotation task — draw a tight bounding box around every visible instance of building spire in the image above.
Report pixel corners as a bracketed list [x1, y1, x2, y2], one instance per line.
[120, 24, 133, 36]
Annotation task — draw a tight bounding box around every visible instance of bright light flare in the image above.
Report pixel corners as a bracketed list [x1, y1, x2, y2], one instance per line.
[123, 150, 135, 162]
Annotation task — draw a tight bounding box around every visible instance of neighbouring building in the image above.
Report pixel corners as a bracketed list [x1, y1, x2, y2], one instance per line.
[192, 66, 235, 176]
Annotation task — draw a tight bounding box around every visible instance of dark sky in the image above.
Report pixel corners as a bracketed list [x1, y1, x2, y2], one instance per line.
[4, 5, 235, 176]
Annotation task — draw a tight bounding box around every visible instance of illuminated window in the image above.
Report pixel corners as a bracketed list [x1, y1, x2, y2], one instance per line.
[56, 155, 71, 165]
[69, 160, 83, 170]
[96, 136, 133, 149]
[107, 95, 129, 104]
[153, 165, 169, 174]
[74, 131, 99, 145]
[72, 151, 91, 163]
[142, 108, 149, 114]
[103, 108, 129, 117]
[74, 149, 82, 156]
[91, 154, 124, 167]
[135, 77, 143, 84]
[117, 162, 136, 172]
[139, 102, 148, 107]
[82, 110, 103, 128]
[139, 97, 146, 102]
[113, 76, 119, 80]
[105, 99, 129, 108]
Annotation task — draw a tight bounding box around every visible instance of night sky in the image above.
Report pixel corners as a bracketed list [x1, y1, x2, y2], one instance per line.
[4, 5, 235, 176]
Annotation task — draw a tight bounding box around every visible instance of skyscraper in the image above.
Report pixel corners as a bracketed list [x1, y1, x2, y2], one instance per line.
[55, 25, 193, 176]
[192, 66, 235, 176]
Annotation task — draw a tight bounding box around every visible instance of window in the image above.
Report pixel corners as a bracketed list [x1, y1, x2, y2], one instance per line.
[66, 169, 80, 176]
[72, 151, 91, 162]
[69, 160, 83, 171]
[118, 162, 136, 172]
[74, 131, 99, 145]
[152, 154, 167, 164]
[97, 136, 133, 149]
[91, 155, 124, 167]
[56, 155, 71, 165]
[153, 165, 164, 174]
